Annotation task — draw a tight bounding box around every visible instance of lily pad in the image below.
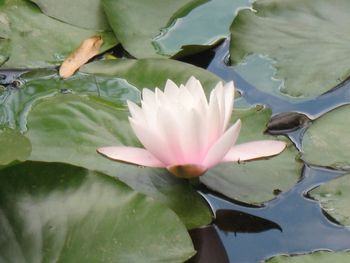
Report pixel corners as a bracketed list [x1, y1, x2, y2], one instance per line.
[80, 58, 221, 94]
[0, 69, 140, 132]
[25, 94, 212, 229]
[0, 128, 31, 166]
[230, 0, 350, 98]
[0, 161, 195, 262]
[152, 0, 251, 57]
[200, 106, 302, 204]
[102, 0, 205, 58]
[30, 0, 110, 30]
[10, 62, 219, 228]
[302, 105, 350, 169]
[103, 0, 241, 58]
[0, 0, 117, 68]
[309, 174, 350, 227]
[267, 251, 350, 263]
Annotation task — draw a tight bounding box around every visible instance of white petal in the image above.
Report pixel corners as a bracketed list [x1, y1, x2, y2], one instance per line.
[142, 88, 156, 105]
[177, 108, 206, 164]
[207, 90, 222, 146]
[156, 109, 184, 164]
[223, 81, 235, 130]
[221, 140, 287, 162]
[202, 119, 242, 168]
[186, 76, 208, 104]
[127, 100, 143, 121]
[164, 79, 179, 97]
[129, 117, 173, 165]
[97, 146, 165, 167]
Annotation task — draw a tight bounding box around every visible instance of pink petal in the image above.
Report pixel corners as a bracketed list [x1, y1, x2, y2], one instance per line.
[97, 146, 166, 167]
[221, 140, 287, 162]
[202, 119, 241, 168]
[223, 82, 235, 130]
[129, 118, 173, 165]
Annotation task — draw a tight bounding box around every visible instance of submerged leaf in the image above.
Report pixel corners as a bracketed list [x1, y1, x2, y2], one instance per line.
[59, 36, 103, 79]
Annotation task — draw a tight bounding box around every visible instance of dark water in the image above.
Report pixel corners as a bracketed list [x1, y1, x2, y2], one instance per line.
[182, 39, 350, 262]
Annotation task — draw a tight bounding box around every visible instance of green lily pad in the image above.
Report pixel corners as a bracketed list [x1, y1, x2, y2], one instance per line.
[30, 0, 110, 30]
[25, 94, 212, 229]
[201, 106, 302, 204]
[80, 58, 221, 94]
[0, 128, 31, 166]
[0, 68, 140, 132]
[102, 0, 204, 58]
[267, 251, 350, 263]
[11, 62, 219, 228]
[233, 54, 299, 101]
[0, 0, 117, 68]
[0, 161, 195, 262]
[103, 0, 239, 58]
[152, 0, 251, 57]
[309, 174, 350, 227]
[302, 105, 350, 169]
[230, 0, 350, 98]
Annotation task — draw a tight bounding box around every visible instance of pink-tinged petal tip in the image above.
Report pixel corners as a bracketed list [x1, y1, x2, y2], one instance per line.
[167, 164, 208, 178]
[222, 140, 287, 163]
[97, 146, 166, 168]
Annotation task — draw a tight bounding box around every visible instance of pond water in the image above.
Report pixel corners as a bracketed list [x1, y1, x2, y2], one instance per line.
[183, 39, 350, 262]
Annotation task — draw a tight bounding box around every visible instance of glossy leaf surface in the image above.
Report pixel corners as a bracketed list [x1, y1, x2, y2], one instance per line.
[0, 0, 116, 68]
[230, 0, 350, 98]
[201, 106, 302, 204]
[0, 161, 195, 262]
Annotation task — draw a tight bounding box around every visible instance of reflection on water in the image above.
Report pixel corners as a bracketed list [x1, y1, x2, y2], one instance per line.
[206, 39, 350, 120]
[184, 39, 350, 262]
[189, 166, 350, 262]
[214, 209, 282, 234]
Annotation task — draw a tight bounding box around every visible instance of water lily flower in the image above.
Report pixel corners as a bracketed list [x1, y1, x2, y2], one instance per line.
[97, 76, 286, 178]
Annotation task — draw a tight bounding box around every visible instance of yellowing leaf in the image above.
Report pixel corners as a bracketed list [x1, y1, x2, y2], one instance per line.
[59, 36, 103, 79]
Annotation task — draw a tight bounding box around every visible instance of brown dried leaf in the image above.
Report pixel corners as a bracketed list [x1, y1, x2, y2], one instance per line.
[59, 36, 103, 79]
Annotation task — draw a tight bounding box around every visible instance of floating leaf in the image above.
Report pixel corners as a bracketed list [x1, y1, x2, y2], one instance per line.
[0, 161, 195, 262]
[267, 251, 350, 263]
[59, 36, 104, 79]
[302, 105, 350, 169]
[309, 174, 350, 226]
[25, 94, 212, 229]
[102, 0, 243, 58]
[80, 58, 221, 94]
[200, 106, 302, 204]
[0, 0, 116, 68]
[152, 0, 251, 57]
[0, 128, 31, 166]
[102, 0, 205, 58]
[0, 69, 139, 132]
[29, 0, 110, 30]
[12, 62, 219, 228]
[230, 0, 350, 98]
